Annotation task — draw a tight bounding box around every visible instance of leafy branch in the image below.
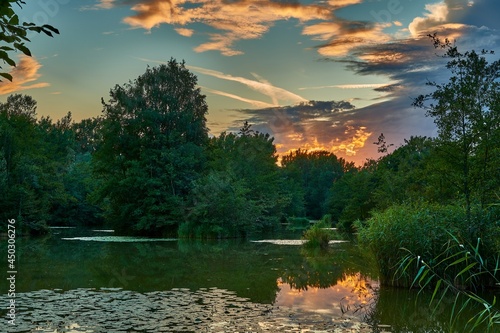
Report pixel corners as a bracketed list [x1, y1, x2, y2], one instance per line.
[0, 0, 59, 81]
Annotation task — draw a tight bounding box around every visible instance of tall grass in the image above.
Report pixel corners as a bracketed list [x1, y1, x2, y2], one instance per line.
[356, 203, 500, 287]
[396, 235, 500, 332]
[357, 201, 500, 332]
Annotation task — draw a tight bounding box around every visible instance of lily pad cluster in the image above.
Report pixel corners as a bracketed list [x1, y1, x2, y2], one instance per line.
[0, 288, 372, 332]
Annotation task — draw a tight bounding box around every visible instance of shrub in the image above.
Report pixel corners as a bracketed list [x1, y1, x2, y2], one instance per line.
[302, 220, 334, 249]
[357, 203, 500, 287]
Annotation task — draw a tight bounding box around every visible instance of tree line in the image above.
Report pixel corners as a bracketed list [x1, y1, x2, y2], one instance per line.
[1, 43, 499, 239]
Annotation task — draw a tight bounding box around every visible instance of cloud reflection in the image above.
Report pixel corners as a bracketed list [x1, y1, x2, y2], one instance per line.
[276, 273, 377, 317]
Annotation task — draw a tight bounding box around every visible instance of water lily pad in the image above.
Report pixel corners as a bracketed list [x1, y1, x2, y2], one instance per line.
[61, 236, 177, 242]
[251, 239, 348, 245]
[0, 288, 372, 332]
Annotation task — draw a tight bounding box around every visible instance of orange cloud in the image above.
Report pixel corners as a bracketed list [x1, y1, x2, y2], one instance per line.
[0, 56, 49, 95]
[305, 21, 392, 57]
[174, 27, 194, 37]
[80, 0, 116, 10]
[280, 125, 371, 157]
[121, 0, 335, 55]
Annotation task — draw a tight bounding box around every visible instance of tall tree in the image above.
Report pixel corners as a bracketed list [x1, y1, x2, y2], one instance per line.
[93, 59, 209, 236]
[413, 35, 500, 217]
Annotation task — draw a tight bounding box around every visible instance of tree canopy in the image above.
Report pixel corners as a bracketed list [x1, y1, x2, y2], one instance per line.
[413, 34, 500, 217]
[93, 59, 209, 236]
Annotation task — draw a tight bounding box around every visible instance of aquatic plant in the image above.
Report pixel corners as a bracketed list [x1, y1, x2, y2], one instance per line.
[302, 220, 334, 249]
[356, 203, 500, 287]
[396, 235, 500, 332]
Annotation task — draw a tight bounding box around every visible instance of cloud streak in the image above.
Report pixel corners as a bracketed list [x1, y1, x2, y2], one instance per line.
[0, 56, 50, 95]
[201, 86, 277, 109]
[188, 65, 307, 105]
[299, 83, 392, 90]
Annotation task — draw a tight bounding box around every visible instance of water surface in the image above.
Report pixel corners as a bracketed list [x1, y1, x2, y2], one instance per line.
[0, 227, 495, 332]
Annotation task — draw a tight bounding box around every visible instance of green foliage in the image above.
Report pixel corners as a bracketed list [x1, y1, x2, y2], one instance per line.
[93, 59, 208, 236]
[182, 171, 261, 239]
[286, 216, 310, 231]
[397, 235, 500, 332]
[185, 122, 287, 238]
[281, 149, 354, 219]
[0, 95, 102, 234]
[302, 220, 334, 249]
[413, 35, 500, 217]
[0, 1, 59, 81]
[357, 203, 500, 287]
[327, 168, 375, 232]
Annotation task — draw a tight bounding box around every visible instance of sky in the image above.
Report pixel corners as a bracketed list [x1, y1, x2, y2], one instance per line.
[0, 0, 499, 165]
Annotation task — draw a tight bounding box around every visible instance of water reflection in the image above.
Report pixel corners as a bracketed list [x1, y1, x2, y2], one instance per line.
[274, 244, 378, 322]
[276, 273, 377, 317]
[0, 228, 495, 332]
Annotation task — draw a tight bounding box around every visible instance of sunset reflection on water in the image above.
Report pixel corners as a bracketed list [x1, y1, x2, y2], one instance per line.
[275, 272, 379, 318]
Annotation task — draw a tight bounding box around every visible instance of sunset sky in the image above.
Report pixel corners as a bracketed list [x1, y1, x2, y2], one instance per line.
[1, 0, 498, 164]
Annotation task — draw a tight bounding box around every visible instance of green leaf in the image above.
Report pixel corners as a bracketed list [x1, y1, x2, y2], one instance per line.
[0, 51, 16, 66]
[411, 265, 426, 288]
[8, 13, 19, 25]
[456, 262, 477, 278]
[14, 42, 30, 56]
[430, 279, 442, 305]
[0, 72, 13, 81]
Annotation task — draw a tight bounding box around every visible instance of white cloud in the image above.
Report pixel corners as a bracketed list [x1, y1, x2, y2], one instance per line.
[409, 2, 449, 37]
[188, 65, 307, 105]
[201, 86, 277, 109]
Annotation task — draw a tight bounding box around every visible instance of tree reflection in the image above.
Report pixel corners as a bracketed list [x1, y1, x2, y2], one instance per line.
[279, 244, 377, 291]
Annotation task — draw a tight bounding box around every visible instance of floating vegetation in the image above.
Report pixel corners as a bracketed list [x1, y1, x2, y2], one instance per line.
[91, 230, 115, 233]
[252, 239, 348, 246]
[61, 236, 177, 242]
[0, 288, 372, 332]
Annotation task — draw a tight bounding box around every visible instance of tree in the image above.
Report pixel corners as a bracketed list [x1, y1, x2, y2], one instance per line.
[185, 124, 287, 237]
[281, 149, 354, 219]
[0, 95, 76, 234]
[413, 35, 500, 217]
[93, 59, 209, 236]
[0, 1, 59, 81]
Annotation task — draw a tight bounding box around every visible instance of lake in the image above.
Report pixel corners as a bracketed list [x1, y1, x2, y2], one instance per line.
[0, 227, 495, 332]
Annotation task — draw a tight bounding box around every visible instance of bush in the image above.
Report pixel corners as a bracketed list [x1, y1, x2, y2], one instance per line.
[356, 203, 500, 287]
[302, 220, 334, 249]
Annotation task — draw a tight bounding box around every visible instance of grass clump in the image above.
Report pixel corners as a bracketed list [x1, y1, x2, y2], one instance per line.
[302, 215, 335, 249]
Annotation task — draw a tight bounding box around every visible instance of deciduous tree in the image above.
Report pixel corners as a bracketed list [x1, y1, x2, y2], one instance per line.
[94, 59, 209, 236]
[413, 35, 500, 217]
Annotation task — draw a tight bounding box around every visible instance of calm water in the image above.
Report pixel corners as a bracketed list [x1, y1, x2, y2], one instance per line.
[0, 227, 496, 332]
